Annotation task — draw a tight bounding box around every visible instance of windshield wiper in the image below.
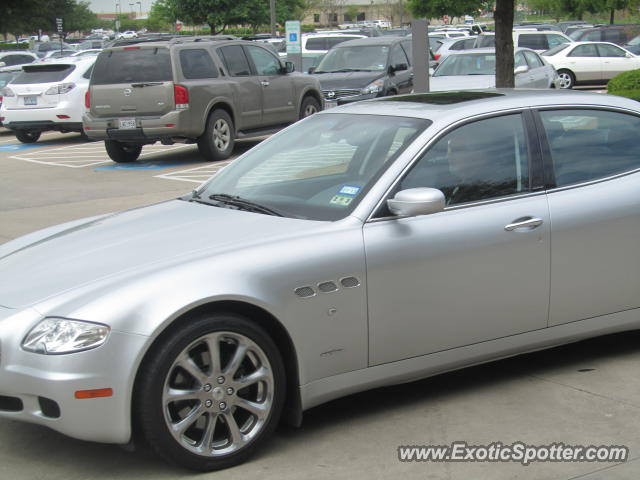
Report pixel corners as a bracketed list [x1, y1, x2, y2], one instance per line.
[131, 82, 164, 87]
[326, 68, 373, 73]
[208, 194, 283, 217]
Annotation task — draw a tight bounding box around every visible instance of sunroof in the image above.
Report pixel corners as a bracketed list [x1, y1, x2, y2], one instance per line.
[376, 91, 504, 105]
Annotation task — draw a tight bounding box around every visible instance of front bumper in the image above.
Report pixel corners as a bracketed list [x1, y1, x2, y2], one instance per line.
[0, 306, 148, 444]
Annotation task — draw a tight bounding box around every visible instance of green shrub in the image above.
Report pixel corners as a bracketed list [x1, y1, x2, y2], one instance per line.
[607, 69, 640, 101]
[0, 42, 30, 50]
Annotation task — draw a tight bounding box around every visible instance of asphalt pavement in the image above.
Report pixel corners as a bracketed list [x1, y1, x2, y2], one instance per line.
[1, 123, 639, 480]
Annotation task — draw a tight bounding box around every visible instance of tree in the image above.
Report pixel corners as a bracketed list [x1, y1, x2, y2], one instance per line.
[64, 1, 98, 36]
[494, 0, 515, 87]
[150, 0, 181, 31]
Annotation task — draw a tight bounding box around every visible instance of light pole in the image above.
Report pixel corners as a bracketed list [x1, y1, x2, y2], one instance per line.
[130, 3, 135, 14]
[115, 1, 121, 32]
[270, 0, 276, 37]
[136, 1, 142, 15]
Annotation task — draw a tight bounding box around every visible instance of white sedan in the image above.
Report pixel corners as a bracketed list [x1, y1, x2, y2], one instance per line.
[430, 47, 559, 91]
[541, 41, 640, 88]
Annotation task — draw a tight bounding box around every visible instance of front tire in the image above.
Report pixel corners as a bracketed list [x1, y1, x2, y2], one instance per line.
[557, 69, 575, 89]
[198, 109, 235, 161]
[299, 95, 320, 119]
[15, 130, 41, 143]
[104, 140, 142, 163]
[137, 313, 286, 471]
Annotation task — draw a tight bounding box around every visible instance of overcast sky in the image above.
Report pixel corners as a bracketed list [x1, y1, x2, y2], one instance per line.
[88, 0, 154, 14]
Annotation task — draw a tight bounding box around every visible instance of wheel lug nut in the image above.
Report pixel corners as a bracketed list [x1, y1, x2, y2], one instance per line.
[219, 402, 226, 410]
[205, 400, 213, 408]
[226, 387, 234, 395]
[203, 384, 212, 392]
[217, 376, 225, 384]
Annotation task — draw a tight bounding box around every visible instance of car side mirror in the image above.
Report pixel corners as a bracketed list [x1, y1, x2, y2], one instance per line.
[626, 52, 634, 58]
[285, 61, 295, 73]
[389, 63, 408, 74]
[387, 188, 445, 217]
[514, 65, 529, 75]
[308, 66, 316, 74]
[0, 62, 5, 67]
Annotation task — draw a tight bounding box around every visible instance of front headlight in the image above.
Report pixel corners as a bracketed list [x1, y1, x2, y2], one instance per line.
[361, 79, 385, 95]
[22, 317, 110, 354]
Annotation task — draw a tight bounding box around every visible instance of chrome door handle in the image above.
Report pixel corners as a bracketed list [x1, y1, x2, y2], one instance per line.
[261, 80, 270, 87]
[504, 217, 543, 231]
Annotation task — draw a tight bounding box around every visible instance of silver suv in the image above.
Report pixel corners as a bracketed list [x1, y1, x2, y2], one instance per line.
[83, 38, 323, 162]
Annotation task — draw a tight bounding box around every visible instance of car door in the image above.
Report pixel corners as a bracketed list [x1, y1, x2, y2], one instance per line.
[217, 45, 263, 129]
[364, 112, 551, 366]
[536, 108, 640, 326]
[596, 43, 636, 80]
[524, 50, 552, 87]
[515, 51, 537, 87]
[388, 42, 413, 93]
[565, 44, 603, 82]
[244, 44, 297, 125]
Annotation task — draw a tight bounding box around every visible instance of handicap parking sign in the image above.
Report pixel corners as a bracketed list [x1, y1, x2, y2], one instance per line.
[289, 32, 297, 42]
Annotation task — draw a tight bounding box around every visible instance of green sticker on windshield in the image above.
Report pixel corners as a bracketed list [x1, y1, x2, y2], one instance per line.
[330, 195, 353, 206]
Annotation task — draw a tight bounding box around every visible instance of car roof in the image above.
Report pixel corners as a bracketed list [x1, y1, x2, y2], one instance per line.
[321, 89, 639, 122]
[23, 56, 96, 68]
[445, 47, 541, 55]
[333, 36, 407, 47]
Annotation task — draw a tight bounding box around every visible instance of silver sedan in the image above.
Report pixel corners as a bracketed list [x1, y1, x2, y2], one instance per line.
[1, 90, 640, 471]
[430, 47, 560, 90]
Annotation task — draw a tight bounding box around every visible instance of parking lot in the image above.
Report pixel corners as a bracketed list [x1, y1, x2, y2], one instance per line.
[1, 124, 640, 479]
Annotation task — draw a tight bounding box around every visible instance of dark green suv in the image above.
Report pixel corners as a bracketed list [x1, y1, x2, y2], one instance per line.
[83, 38, 323, 163]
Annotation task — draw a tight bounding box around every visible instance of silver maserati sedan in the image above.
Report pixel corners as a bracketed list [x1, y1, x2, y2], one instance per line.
[1, 89, 640, 471]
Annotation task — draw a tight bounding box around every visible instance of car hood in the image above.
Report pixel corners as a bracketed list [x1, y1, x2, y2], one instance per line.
[314, 71, 385, 90]
[0, 200, 320, 309]
[429, 75, 495, 91]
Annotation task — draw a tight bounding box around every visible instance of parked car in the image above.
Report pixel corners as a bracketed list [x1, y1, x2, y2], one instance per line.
[541, 41, 640, 88]
[2, 89, 640, 471]
[310, 36, 414, 108]
[83, 38, 323, 162]
[0, 65, 23, 125]
[300, 33, 367, 54]
[0, 51, 38, 67]
[117, 30, 138, 39]
[430, 48, 559, 90]
[70, 49, 102, 57]
[473, 31, 573, 52]
[623, 33, 640, 54]
[31, 41, 75, 58]
[558, 20, 588, 33]
[0, 57, 96, 142]
[569, 24, 640, 45]
[38, 49, 76, 61]
[432, 36, 477, 63]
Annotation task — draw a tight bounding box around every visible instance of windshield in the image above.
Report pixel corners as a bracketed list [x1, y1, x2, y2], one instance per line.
[434, 53, 496, 76]
[197, 113, 430, 221]
[315, 45, 390, 72]
[542, 43, 570, 56]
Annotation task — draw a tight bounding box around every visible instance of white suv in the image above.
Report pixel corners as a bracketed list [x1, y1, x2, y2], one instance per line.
[0, 57, 95, 143]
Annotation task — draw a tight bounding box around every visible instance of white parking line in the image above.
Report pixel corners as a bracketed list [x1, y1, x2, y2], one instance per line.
[155, 162, 232, 184]
[9, 141, 193, 168]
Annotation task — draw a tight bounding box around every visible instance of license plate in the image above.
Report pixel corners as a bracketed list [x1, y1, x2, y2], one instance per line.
[325, 100, 338, 109]
[24, 96, 37, 106]
[119, 118, 136, 129]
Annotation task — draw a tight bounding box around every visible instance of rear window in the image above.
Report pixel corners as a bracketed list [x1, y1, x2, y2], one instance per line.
[91, 48, 172, 85]
[12, 64, 76, 84]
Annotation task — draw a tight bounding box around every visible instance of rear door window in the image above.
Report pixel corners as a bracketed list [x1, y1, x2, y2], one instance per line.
[218, 45, 252, 76]
[12, 64, 76, 84]
[540, 109, 640, 186]
[305, 38, 327, 51]
[179, 48, 218, 79]
[518, 34, 548, 50]
[92, 48, 172, 84]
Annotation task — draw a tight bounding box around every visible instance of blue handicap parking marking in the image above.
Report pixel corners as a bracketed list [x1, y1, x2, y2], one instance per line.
[95, 162, 182, 171]
[0, 143, 51, 151]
